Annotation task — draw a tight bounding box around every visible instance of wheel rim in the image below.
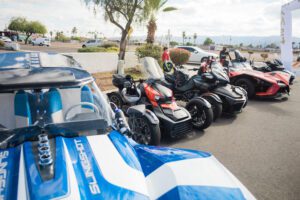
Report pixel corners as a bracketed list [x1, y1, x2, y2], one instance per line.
[110, 95, 122, 108]
[187, 105, 206, 127]
[130, 118, 152, 145]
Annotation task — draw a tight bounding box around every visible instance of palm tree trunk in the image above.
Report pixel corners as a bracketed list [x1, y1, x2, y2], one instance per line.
[146, 18, 157, 44]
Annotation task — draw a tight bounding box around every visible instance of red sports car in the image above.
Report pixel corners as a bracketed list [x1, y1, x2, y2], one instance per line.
[223, 50, 291, 98]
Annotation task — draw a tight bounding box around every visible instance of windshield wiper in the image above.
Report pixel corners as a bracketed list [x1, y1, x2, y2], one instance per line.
[0, 119, 109, 149]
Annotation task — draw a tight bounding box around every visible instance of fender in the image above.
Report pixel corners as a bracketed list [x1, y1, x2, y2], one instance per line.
[200, 93, 223, 104]
[127, 104, 159, 125]
[190, 97, 212, 109]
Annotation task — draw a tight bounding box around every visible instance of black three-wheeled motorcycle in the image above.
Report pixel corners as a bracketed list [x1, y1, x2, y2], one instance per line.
[108, 57, 213, 145]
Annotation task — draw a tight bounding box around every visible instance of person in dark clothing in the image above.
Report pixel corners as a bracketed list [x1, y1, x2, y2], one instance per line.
[220, 47, 229, 67]
[220, 47, 229, 59]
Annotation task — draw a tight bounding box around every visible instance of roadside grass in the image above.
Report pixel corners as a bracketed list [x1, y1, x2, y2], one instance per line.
[78, 46, 119, 53]
[124, 67, 143, 80]
[92, 66, 142, 91]
[92, 71, 115, 91]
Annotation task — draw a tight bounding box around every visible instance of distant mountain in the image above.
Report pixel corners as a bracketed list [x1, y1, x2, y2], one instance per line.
[113, 35, 300, 47]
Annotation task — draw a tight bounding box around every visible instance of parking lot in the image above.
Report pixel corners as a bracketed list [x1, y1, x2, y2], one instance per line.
[0, 47, 299, 199]
[163, 79, 300, 200]
[19, 42, 82, 53]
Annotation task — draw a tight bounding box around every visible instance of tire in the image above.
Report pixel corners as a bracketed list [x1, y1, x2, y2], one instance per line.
[202, 96, 222, 121]
[82, 45, 86, 48]
[235, 78, 255, 98]
[186, 99, 213, 130]
[129, 116, 161, 145]
[108, 92, 124, 108]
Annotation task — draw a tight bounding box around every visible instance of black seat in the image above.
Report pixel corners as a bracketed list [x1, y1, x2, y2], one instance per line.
[112, 74, 127, 90]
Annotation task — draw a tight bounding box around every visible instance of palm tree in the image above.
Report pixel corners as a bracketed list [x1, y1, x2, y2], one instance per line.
[49, 31, 53, 40]
[144, 0, 177, 44]
[182, 31, 186, 45]
[72, 27, 78, 36]
[193, 33, 197, 45]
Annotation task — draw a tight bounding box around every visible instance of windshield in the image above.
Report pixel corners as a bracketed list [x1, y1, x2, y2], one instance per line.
[253, 62, 269, 68]
[231, 61, 253, 70]
[211, 62, 230, 82]
[140, 57, 164, 80]
[0, 81, 114, 148]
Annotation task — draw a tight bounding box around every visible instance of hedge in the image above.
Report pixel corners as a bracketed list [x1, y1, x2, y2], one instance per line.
[78, 46, 119, 53]
[169, 48, 191, 66]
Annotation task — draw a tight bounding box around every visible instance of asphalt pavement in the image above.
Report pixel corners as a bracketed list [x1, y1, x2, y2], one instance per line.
[162, 78, 300, 200]
[2, 44, 299, 199]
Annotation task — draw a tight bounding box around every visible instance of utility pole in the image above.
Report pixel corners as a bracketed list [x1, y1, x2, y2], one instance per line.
[167, 29, 171, 48]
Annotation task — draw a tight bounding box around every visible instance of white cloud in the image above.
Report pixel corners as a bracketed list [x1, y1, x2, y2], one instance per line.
[0, 0, 300, 38]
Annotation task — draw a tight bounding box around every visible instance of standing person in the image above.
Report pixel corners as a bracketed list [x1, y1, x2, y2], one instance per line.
[220, 47, 229, 66]
[162, 47, 173, 72]
[220, 47, 228, 59]
[162, 47, 170, 63]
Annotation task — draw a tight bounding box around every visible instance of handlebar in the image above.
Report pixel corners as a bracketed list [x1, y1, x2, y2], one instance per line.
[133, 79, 144, 83]
[188, 68, 199, 72]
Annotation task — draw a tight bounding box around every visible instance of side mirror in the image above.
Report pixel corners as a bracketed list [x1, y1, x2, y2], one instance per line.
[194, 50, 199, 54]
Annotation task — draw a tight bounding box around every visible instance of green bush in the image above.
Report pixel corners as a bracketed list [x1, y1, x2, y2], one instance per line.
[170, 48, 191, 66]
[260, 53, 268, 61]
[0, 40, 4, 47]
[55, 34, 70, 42]
[101, 42, 118, 48]
[71, 36, 85, 42]
[78, 46, 119, 53]
[170, 41, 179, 47]
[106, 47, 119, 52]
[136, 44, 162, 62]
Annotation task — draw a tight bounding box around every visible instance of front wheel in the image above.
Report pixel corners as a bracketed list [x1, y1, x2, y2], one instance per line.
[235, 78, 255, 98]
[186, 99, 213, 130]
[129, 116, 161, 145]
[202, 96, 222, 121]
[108, 92, 124, 108]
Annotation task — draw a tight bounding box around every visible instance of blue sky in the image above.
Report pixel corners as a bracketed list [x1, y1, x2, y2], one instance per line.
[0, 0, 299, 38]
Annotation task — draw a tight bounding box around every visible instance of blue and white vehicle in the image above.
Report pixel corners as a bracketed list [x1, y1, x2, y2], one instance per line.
[0, 52, 256, 200]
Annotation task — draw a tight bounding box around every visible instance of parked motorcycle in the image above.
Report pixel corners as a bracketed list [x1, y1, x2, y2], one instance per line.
[163, 59, 248, 119]
[252, 59, 295, 85]
[222, 50, 291, 99]
[108, 57, 213, 145]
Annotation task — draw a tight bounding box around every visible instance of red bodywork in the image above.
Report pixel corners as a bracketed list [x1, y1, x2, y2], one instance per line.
[144, 83, 161, 107]
[143, 83, 178, 110]
[229, 69, 290, 97]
